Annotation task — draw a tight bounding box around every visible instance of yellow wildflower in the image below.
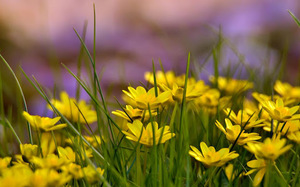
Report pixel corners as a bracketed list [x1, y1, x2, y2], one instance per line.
[61, 163, 84, 179]
[20, 144, 39, 159]
[122, 86, 171, 109]
[57, 146, 76, 162]
[122, 120, 175, 146]
[31, 154, 70, 169]
[263, 120, 300, 135]
[40, 132, 56, 156]
[215, 118, 261, 145]
[245, 158, 267, 187]
[0, 157, 11, 169]
[287, 131, 300, 144]
[189, 142, 239, 167]
[0, 165, 32, 187]
[83, 164, 105, 184]
[274, 80, 300, 104]
[22, 111, 67, 132]
[244, 135, 292, 161]
[144, 71, 177, 88]
[163, 81, 208, 102]
[210, 76, 253, 95]
[84, 135, 102, 147]
[30, 168, 71, 187]
[50, 91, 97, 124]
[260, 98, 300, 122]
[224, 108, 265, 129]
[112, 105, 157, 121]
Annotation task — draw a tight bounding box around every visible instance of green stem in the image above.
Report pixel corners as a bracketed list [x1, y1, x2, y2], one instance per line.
[274, 163, 290, 187]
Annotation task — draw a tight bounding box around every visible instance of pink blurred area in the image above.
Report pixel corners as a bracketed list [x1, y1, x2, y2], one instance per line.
[0, 0, 299, 114]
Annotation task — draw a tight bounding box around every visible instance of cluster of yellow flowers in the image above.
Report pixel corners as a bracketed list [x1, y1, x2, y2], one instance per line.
[113, 71, 299, 186]
[0, 69, 299, 186]
[0, 92, 103, 187]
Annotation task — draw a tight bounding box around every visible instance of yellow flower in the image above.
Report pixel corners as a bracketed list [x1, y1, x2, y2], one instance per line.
[31, 154, 70, 169]
[224, 108, 265, 129]
[112, 105, 157, 121]
[122, 86, 171, 109]
[274, 80, 300, 104]
[263, 120, 300, 135]
[144, 71, 177, 88]
[61, 163, 84, 179]
[224, 164, 235, 181]
[57, 146, 76, 162]
[84, 135, 102, 147]
[0, 165, 32, 187]
[163, 81, 208, 102]
[287, 131, 300, 144]
[50, 91, 97, 124]
[22, 111, 67, 132]
[30, 168, 72, 187]
[189, 142, 239, 167]
[122, 120, 175, 146]
[40, 132, 56, 156]
[244, 135, 292, 161]
[0, 157, 11, 169]
[260, 98, 300, 122]
[245, 158, 267, 187]
[215, 118, 261, 145]
[209, 76, 253, 95]
[83, 164, 105, 184]
[20, 144, 39, 159]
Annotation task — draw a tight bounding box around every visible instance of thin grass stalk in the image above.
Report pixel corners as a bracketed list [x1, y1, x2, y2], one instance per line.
[0, 55, 33, 144]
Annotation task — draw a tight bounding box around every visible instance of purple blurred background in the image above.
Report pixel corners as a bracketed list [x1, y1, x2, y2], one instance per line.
[0, 0, 299, 115]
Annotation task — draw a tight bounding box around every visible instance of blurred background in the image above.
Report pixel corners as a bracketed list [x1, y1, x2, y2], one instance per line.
[0, 0, 300, 115]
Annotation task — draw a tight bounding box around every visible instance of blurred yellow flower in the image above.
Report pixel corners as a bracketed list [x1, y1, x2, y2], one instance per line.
[209, 76, 253, 95]
[22, 111, 67, 132]
[244, 135, 292, 161]
[50, 91, 97, 124]
[57, 146, 76, 162]
[0, 157, 11, 169]
[30, 168, 72, 187]
[0, 165, 32, 187]
[144, 71, 177, 88]
[224, 108, 265, 129]
[215, 118, 261, 145]
[112, 105, 157, 121]
[263, 120, 300, 135]
[83, 165, 105, 184]
[274, 80, 300, 103]
[20, 144, 39, 159]
[122, 120, 175, 146]
[245, 158, 267, 187]
[31, 154, 70, 169]
[287, 131, 300, 144]
[189, 142, 239, 167]
[123, 86, 171, 109]
[260, 98, 300, 122]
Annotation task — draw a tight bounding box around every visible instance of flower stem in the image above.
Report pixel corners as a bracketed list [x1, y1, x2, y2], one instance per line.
[274, 162, 290, 187]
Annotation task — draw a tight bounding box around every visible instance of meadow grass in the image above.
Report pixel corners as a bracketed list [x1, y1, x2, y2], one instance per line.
[0, 9, 299, 187]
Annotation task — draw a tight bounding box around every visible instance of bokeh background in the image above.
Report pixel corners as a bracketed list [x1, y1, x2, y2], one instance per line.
[0, 0, 300, 115]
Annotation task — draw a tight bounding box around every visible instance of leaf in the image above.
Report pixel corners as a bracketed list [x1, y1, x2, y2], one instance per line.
[288, 10, 300, 27]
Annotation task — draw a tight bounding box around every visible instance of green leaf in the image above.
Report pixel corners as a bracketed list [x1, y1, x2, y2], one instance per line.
[288, 10, 300, 27]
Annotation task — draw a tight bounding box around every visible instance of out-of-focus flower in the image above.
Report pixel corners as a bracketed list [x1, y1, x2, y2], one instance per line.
[274, 80, 300, 104]
[49, 91, 97, 124]
[287, 131, 300, 144]
[260, 98, 300, 122]
[245, 158, 267, 187]
[263, 120, 300, 135]
[22, 111, 67, 132]
[57, 146, 76, 163]
[122, 86, 171, 109]
[61, 163, 83, 180]
[122, 120, 175, 146]
[244, 135, 292, 161]
[224, 108, 265, 129]
[215, 118, 261, 145]
[209, 76, 253, 95]
[162, 81, 208, 102]
[189, 142, 239, 167]
[112, 105, 157, 121]
[82, 165, 104, 184]
[0, 157, 11, 169]
[40, 132, 57, 156]
[20, 144, 39, 159]
[30, 168, 72, 187]
[224, 164, 236, 181]
[144, 71, 177, 88]
[0, 164, 32, 187]
[84, 135, 102, 148]
[31, 154, 70, 170]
